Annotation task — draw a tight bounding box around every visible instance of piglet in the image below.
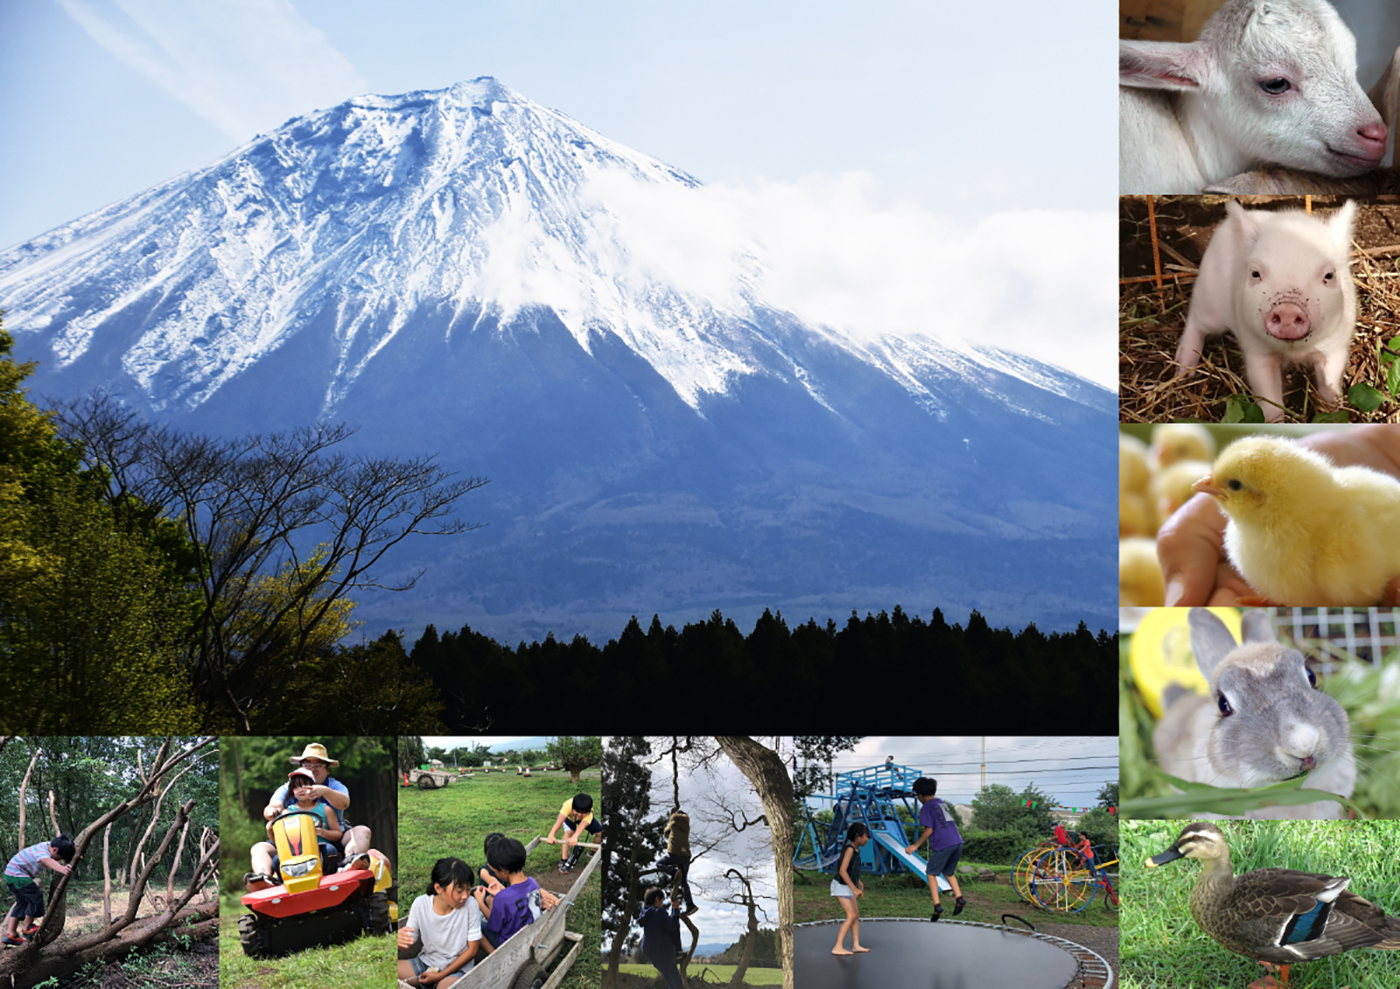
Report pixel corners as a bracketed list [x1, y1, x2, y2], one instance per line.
[1174, 200, 1357, 422]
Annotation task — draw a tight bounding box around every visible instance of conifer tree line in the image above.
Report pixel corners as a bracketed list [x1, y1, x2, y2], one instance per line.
[410, 607, 1116, 730]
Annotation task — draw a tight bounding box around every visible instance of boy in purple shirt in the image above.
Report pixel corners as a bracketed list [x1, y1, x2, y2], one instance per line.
[905, 777, 965, 921]
[471, 837, 546, 951]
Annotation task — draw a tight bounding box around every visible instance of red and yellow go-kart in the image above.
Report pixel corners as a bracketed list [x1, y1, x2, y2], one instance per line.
[238, 809, 395, 956]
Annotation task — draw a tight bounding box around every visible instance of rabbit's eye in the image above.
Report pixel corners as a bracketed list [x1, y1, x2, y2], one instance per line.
[1217, 693, 1233, 716]
[1306, 666, 1317, 688]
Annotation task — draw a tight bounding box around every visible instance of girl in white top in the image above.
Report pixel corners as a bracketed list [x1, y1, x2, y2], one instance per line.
[397, 858, 483, 987]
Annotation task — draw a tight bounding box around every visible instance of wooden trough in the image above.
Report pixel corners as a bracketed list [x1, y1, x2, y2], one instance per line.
[399, 835, 601, 989]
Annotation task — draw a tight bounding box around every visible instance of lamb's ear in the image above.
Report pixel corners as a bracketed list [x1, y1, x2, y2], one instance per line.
[1239, 609, 1276, 645]
[1188, 608, 1240, 680]
[1120, 40, 1209, 91]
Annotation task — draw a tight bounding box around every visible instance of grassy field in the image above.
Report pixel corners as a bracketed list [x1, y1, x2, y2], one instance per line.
[217, 891, 394, 989]
[618, 962, 783, 984]
[793, 859, 1119, 929]
[1122, 819, 1400, 989]
[398, 768, 602, 989]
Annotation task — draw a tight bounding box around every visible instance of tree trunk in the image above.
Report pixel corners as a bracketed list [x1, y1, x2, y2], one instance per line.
[715, 737, 795, 989]
[9, 903, 216, 989]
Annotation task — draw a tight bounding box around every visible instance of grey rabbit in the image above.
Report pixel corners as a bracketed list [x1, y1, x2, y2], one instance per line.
[1153, 608, 1354, 819]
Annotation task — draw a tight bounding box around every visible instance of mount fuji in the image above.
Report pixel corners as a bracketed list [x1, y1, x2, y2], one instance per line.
[0, 78, 1116, 642]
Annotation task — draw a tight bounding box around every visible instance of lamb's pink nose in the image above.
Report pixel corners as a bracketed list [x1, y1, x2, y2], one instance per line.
[1266, 302, 1310, 340]
[1358, 121, 1388, 157]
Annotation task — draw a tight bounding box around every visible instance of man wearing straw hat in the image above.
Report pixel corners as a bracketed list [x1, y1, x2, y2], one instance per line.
[245, 742, 373, 892]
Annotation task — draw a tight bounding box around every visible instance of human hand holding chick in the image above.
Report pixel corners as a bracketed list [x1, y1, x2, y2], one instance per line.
[1158, 425, 1400, 606]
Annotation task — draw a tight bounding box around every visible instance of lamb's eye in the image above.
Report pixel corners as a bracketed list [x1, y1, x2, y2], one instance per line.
[1227, 478, 1243, 491]
[1218, 693, 1234, 716]
[1260, 78, 1291, 94]
[1251, 270, 1262, 279]
[1324, 271, 1334, 283]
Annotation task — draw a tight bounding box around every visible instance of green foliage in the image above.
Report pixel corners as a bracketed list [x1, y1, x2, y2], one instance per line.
[958, 829, 1026, 864]
[971, 782, 1058, 839]
[547, 737, 602, 779]
[715, 926, 780, 967]
[0, 322, 202, 732]
[0, 738, 217, 883]
[1222, 393, 1265, 423]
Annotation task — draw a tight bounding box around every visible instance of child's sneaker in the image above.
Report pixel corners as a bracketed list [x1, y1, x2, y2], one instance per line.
[2, 935, 24, 947]
[20, 924, 39, 938]
[557, 861, 571, 874]
[953, 896, 966, 916]
[931, 904, 943, 922]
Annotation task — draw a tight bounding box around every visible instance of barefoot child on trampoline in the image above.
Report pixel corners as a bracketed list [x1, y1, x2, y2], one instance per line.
[906, 777, 965, 921]
[831, 822, 871, 956]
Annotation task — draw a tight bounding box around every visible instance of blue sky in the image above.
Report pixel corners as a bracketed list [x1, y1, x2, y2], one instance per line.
[0, 0, 1117, 384]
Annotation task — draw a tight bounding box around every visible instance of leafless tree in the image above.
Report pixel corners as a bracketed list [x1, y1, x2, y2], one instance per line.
[57, 394, 487, 729]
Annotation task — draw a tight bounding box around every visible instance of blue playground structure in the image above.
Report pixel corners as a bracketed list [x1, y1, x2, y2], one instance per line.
[794, 762, 951, 892]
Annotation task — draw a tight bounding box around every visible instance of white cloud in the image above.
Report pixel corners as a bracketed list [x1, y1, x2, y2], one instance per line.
[580, 170, 1117, 389]
[56, 0, 367, 141]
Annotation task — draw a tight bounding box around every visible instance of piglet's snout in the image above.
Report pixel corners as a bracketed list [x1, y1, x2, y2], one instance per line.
[1265, 301, 1311, 340]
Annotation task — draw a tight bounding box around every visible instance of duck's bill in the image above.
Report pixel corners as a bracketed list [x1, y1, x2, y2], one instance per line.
[1146, 847, 1184, 868]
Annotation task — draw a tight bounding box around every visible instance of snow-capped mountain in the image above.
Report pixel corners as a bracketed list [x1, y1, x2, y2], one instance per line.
[1, 78, 1116, 640]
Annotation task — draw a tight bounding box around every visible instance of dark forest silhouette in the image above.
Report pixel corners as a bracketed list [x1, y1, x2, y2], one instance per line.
[408, 606, 1116, 732]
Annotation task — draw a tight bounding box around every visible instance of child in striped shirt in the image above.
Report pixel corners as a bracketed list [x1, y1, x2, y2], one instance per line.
[4, 836, 75, 946]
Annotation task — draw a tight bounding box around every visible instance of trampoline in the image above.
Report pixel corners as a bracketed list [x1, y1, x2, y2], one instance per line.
[794, 917, 1112, 989]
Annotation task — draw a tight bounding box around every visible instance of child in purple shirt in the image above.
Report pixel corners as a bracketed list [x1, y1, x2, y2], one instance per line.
[471, 837, 546, 951]
[905, 777, 965, 921]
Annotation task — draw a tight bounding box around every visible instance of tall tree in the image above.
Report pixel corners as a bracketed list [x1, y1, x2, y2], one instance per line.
[548, 737, 603, 784]
[57, 392, 488, 730]
[600, 737, 666, 988]
[0, 324, 201, 732]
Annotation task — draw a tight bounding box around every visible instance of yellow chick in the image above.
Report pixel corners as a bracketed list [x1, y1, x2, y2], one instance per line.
[1194, 436, 1400, 605]
[1150, 458, 1213, 522]
[1149, 423, 1216, 470]
[1119, 537, 1165, 606]
[1121, 432, 1151, 493]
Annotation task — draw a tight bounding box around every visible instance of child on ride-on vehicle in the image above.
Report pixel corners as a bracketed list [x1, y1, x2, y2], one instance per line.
[245, 770, 343, 890]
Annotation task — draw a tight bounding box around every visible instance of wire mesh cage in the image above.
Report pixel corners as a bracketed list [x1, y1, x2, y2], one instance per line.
[1267, 608, 1400, 669]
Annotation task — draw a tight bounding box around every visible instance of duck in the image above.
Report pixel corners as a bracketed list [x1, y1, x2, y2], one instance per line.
[1145, 822, 1400, 989]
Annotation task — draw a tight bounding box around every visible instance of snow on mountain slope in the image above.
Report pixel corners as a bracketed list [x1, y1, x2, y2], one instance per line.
[0, 77, 1105, 422]
[0, 78, 1117, 640]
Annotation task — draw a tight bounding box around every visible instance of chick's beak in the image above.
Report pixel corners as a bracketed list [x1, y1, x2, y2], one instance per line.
[1192, 473, 1226, 499]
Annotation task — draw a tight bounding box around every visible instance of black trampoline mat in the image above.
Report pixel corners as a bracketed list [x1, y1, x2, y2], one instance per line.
[794, 919, 1080, 989]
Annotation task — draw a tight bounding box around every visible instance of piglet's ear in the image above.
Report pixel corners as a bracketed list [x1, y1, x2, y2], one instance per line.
[1330, 200, 1357, 252]
[1225, 200, 1260, 242]
[1121, 41, 1209, 90]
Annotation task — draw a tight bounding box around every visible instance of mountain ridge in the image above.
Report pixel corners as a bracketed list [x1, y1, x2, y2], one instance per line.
[0, 78, 1116, 641]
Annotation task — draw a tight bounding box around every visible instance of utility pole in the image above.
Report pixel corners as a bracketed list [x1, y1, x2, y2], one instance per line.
[980, 737, 986, 794]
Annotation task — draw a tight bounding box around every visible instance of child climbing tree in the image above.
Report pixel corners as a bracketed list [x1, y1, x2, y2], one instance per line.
[0, 737, 219, 986]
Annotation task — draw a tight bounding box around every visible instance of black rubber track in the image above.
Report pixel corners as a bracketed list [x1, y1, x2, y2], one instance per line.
[794, 918, 1081, 989]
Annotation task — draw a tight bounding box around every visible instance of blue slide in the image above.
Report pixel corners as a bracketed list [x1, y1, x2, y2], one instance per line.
[869, 821, 952, 891]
